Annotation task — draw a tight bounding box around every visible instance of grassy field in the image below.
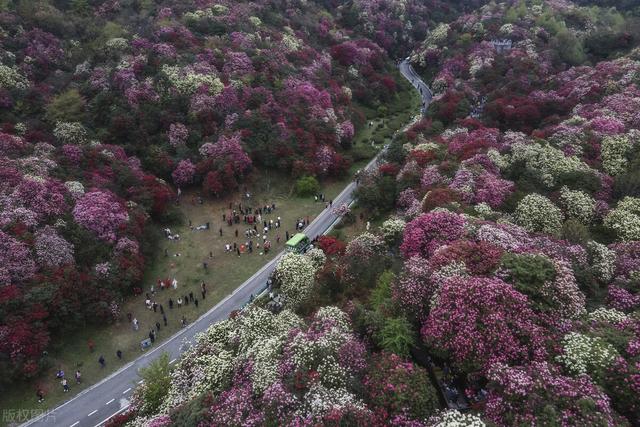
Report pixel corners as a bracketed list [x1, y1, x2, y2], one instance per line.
[0, 77, 420, 423]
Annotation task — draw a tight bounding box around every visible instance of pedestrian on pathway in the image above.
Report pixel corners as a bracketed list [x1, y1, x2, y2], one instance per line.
[156, 321, 161, 332]
[152, 302, 157, 313]
[37, 389, 44, 403]
[132, 317, 139, 331]
[237, 248, 241, 256]
[330, 200, 333, 207]
[116, 350, 122, 360]
[169, 298, 174, 309]
[203, 261, 208, 270]
[177, 297, 183, 307]
[160, 304, 164, 315]
[201, 282, 206, 299]
[181, 316, 187, 328]
[209, 251, 213, 258]
[235, 229, 238, 237]
[194, 299, 199, 308]
[75, 370, 81, 384]
[184, 295, 189, 305]
[219, 228, 223, 236]
[98, 355, 105, 368]
[61, 378, 69, 393]
[189, 292, 194, 302]
[286, 231, 289, 240]
[163, 315, 168, 326]
[149, 330, 155, 343]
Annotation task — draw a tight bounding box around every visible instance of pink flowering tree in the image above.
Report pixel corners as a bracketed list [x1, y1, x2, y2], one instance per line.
[485, 362, 624, 426]
[34, 226, 74, 269]
[199, 133, 252, 175]
[72, 190, 129, 242]
[400, 211, 466, 258]
[171, 159, 196, 187]
[167, 123, 188, 147]
[0, 231, 36, 285]
[392, 257, 435, 320]
[422, 276, 546, 373]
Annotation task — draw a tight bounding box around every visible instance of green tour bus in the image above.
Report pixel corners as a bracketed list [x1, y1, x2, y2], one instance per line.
[285, 233, 310, 253]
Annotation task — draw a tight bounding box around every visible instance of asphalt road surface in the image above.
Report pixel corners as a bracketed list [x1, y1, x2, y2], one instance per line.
[399, 58, 432, 113]
[23, 58, 432, 427]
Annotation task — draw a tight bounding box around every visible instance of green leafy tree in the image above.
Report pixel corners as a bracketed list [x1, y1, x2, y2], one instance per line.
[46, 89, 86, 123]
[380, 317, 416, 357]
[295, 176, 320, 197]
[138, 353, 171, 415]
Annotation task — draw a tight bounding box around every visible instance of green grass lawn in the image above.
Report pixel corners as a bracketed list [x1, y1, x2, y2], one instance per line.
[0, 83, 419, 423]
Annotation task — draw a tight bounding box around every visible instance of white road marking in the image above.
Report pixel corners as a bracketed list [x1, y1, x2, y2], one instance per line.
[70, 422, 79, 427]
[87, 410, 97, 416]
[138, 380, 143, 384]
[169, 358, 176, 364]
[122, 388, 131, 394]
[93, 405, 129, 427]
[106, 399, 115, 405]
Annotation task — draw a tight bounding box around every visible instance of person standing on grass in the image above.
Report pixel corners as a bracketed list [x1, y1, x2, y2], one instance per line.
[116, 350, 122, 360]
[189, 292, 194, 302]
[37, 389, 44, 403]
[169, 298, 174, 309]
[132, 317, 139, 331]
[61, 378, 69, 392]
[88, 339, 95, 353]
[98, 355, 105, 368]
[163, 314, 168, 326]
[201, 281, 207, 299]
[156, 321, 161, 332]
[195, 299, 199, 308]
[75, 370, 81, 384]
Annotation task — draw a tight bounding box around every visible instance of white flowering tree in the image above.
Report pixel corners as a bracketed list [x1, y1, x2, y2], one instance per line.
[604, 197, 640, 241]
[514, 194, 563, 235]
[274, 252, 317, 307]
[380, 217, 406, 246]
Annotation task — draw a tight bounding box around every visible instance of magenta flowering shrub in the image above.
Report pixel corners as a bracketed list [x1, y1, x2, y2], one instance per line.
[400, 211, 466, 258]
[422, 276, 546, 372]
[72, 190, 129, 242]
[171, 159, 196, 187]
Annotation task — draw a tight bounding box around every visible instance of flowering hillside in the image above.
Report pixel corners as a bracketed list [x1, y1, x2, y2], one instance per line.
[0, 0, 440, 383]
[120, 1, 638, 425]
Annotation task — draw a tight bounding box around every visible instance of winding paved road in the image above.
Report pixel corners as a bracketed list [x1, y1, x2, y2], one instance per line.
[22, 60, 432, 427]
[399, 58, 432, 114]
